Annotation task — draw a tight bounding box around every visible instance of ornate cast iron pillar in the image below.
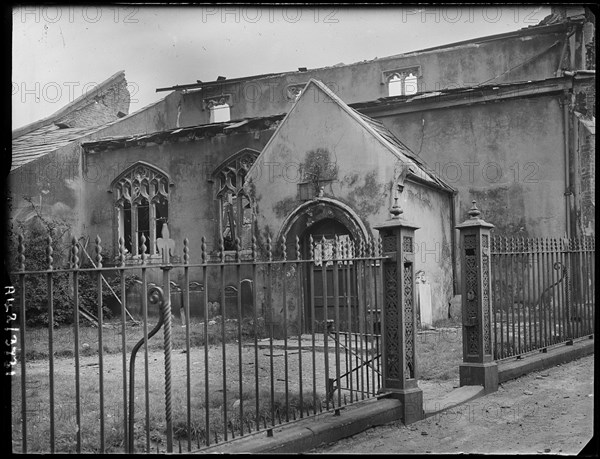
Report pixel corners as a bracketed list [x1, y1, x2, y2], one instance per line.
[456, 201, 498, 394]
[374, 197, 423, 425]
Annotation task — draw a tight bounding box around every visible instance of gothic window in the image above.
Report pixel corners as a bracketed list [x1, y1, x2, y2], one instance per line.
[384, 68, 420, 97]
[214, 149, 259, 250]
[112, 162, 170, 257]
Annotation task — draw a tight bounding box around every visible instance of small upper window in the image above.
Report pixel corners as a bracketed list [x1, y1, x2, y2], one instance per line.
[384, 68, 420, 97]
[204, 95, 233, 123]
[210, 103, 231, 123]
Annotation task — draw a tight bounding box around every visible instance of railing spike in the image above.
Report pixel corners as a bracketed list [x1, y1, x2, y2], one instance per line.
[18, 233, 25, 271]
[267, 236, 273, 262]
[201, 236, 207, 264]
[140, 233, 147, 264]
[118, 236, 126, 267]
[183, 238, 190, 264]
[281, 235, 287, 262]
[95, 235, 103, 268]
[308, 234, 314, 261]
[295, 235, 301, 261]
[46, 235, 53, 270]
[71, 236, 79, 269]
[333, 235, 338, 261]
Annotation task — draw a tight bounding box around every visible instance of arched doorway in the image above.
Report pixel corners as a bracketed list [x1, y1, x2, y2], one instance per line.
[302, 218, 358, 333]
[277, 198, 369, 333]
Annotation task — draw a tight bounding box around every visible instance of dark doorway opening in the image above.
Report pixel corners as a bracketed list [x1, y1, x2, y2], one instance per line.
[302, 218, 359, 333]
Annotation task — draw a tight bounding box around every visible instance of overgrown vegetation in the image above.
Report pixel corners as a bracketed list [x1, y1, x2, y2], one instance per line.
[7, 201, 135, 327]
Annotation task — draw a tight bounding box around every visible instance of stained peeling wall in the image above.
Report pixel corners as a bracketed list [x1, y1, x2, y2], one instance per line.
[373, 94, 569, 237]
[81, 132, 274, 259]
[246, 85, 454, 326]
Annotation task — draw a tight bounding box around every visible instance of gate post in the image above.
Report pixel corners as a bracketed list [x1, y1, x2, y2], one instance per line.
[374, 198, 423, 424]
[456, 201, 498, 394]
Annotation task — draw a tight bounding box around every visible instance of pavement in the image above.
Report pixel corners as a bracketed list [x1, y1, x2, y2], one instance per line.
[197, 338, 595, 455]
[311, 352, 596, 455]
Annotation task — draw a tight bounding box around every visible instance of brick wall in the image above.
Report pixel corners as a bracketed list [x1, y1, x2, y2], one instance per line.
[54, 74, 130, 128]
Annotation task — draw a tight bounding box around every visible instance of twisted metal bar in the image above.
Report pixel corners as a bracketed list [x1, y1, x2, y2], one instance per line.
[128, 285, 165, 453]
[162, 273, 174, 452]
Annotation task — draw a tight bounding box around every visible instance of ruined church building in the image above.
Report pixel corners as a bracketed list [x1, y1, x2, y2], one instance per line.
[10, 7, 595, 325]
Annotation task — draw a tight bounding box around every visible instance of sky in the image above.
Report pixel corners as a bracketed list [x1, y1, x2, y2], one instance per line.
[11, 5, 552, 130]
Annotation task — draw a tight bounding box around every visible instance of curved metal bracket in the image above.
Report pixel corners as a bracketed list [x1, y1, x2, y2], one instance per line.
[128, 285, 166, 453]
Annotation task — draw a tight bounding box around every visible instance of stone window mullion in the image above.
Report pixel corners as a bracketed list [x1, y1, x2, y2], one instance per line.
[149, 202, 157, 255]
[131, 203, 139, 256]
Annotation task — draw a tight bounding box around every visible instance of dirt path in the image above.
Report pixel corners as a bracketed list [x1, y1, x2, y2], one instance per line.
[311, 354, 595, 455]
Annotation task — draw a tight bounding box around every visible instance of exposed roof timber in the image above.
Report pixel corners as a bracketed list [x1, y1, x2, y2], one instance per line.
[155, 22, 571, 93]
[82, 113, 285, 152]
[350, 75, 584, 116]
[156, 72, 282, 92]
[386, 21, 571, 57]
[12, 70, 127, 139]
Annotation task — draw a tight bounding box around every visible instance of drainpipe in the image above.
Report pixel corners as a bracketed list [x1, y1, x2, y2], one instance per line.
[572, 110, 581, 237]
[563, 94, 571, 237]
[450, 191, 458, 295]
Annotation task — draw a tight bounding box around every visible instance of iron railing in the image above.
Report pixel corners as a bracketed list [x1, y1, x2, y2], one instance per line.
[9, 230, 386, 453]
[490, 235, 595, 360]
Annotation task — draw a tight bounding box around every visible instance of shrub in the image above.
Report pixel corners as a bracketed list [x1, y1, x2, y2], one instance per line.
[7, 209, 131, 327]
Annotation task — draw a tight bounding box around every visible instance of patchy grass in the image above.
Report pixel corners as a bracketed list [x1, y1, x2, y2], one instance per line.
[21, 316, 267, 361]
[13, 318, 463, 453]
[416, 326, 462, 381]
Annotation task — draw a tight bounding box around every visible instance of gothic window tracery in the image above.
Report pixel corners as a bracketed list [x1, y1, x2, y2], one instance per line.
[384, 68, 420, 97]
[214, 149, 259, 250]
[113, 163, 169, 257]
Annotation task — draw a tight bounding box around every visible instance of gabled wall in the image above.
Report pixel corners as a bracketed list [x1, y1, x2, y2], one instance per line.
[247, 83, 454, 323]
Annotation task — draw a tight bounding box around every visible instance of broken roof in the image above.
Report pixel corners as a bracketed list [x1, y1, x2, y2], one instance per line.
[11, 71, 130, 171]
[348, 75, 580, 113]
[12, 71, 127, 139]
[81, 113, 286, 152]
[156, 21, 570, 93]
[11, 124, 106, 171]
